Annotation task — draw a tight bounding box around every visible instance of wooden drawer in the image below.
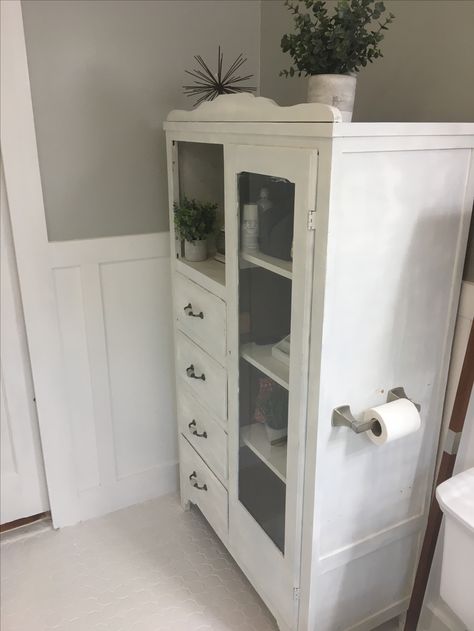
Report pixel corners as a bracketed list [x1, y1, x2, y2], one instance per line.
[177, 384, 227, 485]
[176, 331, 227, 421]
[174, 273, 226, 364]
[180, 434, 228, 540]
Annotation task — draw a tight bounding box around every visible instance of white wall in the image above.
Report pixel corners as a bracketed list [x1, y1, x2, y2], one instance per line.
[15, 0, 261, 524]
[21, 0, 261, 241]
[49, 233, 177, 522]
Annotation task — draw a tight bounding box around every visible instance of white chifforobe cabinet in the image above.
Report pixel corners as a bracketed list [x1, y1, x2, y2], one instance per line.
[164, 95, 474, 631]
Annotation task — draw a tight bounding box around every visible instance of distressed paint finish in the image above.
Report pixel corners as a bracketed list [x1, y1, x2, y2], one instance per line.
[165, 97, 474, 631]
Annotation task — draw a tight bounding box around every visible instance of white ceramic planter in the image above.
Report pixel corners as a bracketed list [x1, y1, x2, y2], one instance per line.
[184, 239, 207, 262]
[307, 74, 356, 122]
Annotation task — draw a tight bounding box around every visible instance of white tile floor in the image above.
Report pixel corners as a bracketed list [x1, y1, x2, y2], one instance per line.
[1, 495, 277, 631]
[0, 494, 399, 631]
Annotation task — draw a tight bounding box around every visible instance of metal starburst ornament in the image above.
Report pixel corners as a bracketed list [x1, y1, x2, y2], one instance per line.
[183, 46, 256, 107]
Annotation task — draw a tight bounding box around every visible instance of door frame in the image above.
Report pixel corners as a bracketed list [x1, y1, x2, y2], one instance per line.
[1, 0, 78, 527]
[1, 163, 50, 524]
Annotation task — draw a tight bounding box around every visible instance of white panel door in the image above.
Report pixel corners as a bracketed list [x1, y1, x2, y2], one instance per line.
[0, 164, 49, 524]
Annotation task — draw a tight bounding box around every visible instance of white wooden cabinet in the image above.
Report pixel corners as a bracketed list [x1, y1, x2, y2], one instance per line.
[164, 94, 474, 631]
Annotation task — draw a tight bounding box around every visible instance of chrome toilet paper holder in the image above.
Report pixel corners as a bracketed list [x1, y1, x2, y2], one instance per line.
[332, 387, 421, 434]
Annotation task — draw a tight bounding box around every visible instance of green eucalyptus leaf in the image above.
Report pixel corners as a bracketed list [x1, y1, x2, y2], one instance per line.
[280, 0, 394, 77]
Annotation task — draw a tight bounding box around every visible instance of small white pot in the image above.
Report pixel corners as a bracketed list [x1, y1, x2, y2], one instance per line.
[307, 74, 357, 122]
[184, 239, 207, 262]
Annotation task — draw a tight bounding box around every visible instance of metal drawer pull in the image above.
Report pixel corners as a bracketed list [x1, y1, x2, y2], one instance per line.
[331, 387, 421, 434]
[186, 364, 206, 381]
[189, 471, 207, 491]
[184, 303, 204, 319]
[188, 419, 208, 438]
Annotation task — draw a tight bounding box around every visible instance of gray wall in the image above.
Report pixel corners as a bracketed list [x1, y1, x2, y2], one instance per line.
[22, 0, 261, 241]
[260, 0, 474, 121]
[260, 0, 474, 281]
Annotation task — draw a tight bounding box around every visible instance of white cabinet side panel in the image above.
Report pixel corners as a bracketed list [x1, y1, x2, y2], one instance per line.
[306, 145, 473, 630]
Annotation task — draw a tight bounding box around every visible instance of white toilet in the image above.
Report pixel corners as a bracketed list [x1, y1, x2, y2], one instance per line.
[436, 467, 474, 630]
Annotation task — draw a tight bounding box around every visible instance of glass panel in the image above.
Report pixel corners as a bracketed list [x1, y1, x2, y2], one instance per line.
[238, 172, 295, 554]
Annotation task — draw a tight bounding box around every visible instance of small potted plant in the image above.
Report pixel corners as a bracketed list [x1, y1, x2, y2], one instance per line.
[280, 0, 395, 121]
[174, 197, 217, 262]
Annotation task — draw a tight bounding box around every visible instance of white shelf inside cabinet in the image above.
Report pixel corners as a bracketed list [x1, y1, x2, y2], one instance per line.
[240, 343, 289, 390]
[240, 250, 292, 280]
[241, 423, 287, 483]
[176, 257, 225, 299]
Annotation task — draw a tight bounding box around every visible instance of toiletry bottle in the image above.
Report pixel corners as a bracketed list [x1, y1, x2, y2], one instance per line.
[242, 203, 258, 251]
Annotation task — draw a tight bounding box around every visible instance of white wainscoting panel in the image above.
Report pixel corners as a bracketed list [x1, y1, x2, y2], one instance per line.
[49, 233, 178, 522]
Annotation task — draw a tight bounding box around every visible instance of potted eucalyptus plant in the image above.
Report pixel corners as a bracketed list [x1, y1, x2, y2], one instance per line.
[280, 0, 395, 121]
[174, 197, 217, 262]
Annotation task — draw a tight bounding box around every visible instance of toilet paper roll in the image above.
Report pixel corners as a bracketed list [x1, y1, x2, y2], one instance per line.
[363, 398, 421, 445]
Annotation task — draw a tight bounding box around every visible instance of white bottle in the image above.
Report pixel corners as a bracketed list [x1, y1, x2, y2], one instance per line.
[242, 203, 258, 251]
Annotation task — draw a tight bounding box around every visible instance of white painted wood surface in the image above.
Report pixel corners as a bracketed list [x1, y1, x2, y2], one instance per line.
[240, 343, 290, 390]
[226, 145, 318, 630]
[179, 435, 228, 542]
[49, 233, 178, 522]
[1, 0, 79, 527]
[177, 385, 228, 485]
[174, 273, 226, 363]
[0, 164, 49, 525]
[175, 331, 227, 422]
[167, 93, 341, 123]
[175, 258, 226, 299]
[165, 110, 473, 631]
[241, 424, 287, 483]
[300, 139, 474, 631]
[240, 250, 293, 280]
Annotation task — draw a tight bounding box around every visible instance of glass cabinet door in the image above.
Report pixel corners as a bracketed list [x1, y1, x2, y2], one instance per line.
[227, 145, 318, 628]
[238, 171, 294, 553]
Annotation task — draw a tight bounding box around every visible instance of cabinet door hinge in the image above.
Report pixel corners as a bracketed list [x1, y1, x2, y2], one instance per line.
[293, 587, 300, 602]
[308, 210, 316, 230]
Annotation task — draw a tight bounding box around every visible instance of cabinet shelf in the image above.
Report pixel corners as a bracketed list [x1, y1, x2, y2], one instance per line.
[240, 250, 292, 280]
[176, 257, 225, 300]
[240, 342, 289, 390]
[241, 423, 287, 483]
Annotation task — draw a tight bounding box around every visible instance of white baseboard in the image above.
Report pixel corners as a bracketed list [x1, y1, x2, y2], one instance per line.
[77, 462, 178, 523]
[419, 600, 466, 631]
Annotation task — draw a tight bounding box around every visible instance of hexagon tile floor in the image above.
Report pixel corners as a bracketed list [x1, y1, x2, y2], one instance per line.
[0, 494, 400, 631]
[1, 494, 277, 631]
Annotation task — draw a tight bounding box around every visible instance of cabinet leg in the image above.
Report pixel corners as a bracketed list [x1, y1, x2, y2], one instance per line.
[181, 496, 191, 512]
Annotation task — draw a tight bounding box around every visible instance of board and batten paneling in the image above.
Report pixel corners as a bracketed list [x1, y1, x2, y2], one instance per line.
[49, 232, 178, 521]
